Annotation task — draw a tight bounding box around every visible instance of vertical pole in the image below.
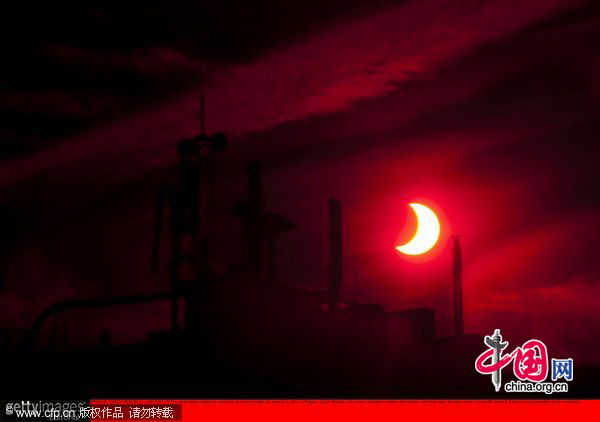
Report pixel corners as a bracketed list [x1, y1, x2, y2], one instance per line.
[170, 234, 179, 332]
[208, 153, 216, 269]
[200, 95, 205, 136]
[328, 198, 342, 309]
[353, 269, 359, 305]
[247, 162, 264, 277]
[453, 236, 464, 337]
[168, 188, 179, 332]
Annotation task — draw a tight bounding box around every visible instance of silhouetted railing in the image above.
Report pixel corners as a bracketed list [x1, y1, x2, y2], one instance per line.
[20, 291, 173, 351]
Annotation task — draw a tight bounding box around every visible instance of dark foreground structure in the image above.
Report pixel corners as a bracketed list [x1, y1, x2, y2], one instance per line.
[2, 159, 598, 399]
[4, 274, 600, 398]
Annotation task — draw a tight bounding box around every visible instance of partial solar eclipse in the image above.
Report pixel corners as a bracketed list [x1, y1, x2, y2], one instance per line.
[396, 203, 441, 255]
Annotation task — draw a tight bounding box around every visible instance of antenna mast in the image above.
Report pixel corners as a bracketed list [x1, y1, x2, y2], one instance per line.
[200, 95, 206, 136]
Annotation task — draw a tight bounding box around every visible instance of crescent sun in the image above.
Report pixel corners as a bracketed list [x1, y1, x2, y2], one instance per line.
[396, 203, 441, 255]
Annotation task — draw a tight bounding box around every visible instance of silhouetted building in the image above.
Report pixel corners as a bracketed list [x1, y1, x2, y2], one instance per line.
[328, 198, 342, 309]
[234, 161, 295, 282]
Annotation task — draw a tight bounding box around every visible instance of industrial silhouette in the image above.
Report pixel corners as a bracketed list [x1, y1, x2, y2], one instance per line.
[2, 100, 598, 398]
[452, 236, 464, 337]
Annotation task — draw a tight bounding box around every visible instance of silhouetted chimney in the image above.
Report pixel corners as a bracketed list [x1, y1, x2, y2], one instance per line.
[247, 162, 264, 276]
[328, 198, 342, 308]
[452, 236, 464, 337]
[263, 213, 295, 283]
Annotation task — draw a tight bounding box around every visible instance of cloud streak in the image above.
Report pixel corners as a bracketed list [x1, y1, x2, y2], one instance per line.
[0, 0, 581, 194]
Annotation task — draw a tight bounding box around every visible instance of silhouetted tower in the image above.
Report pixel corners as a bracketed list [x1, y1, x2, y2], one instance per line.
[353, 269, 359, 305]
[233, 163, 295, 281]
[452, 236, 464, 337]
[328, 198, 343, 309]
[151, 96, 227, 331]
[246, 162, 264, 276]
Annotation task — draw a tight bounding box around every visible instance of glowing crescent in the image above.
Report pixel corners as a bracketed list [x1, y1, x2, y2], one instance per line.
[396, 203, 440, 255]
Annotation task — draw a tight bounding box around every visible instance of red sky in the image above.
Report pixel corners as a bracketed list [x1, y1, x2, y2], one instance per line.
[1, 0, 599, 364]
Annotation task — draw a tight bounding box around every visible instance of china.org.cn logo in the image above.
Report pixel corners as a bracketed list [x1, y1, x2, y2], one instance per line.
[475, 329, 573, 394]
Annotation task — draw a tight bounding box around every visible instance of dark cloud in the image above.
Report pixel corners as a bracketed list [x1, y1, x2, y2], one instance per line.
[0, 0, 581, 188]
[0, 0, 404, 159]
